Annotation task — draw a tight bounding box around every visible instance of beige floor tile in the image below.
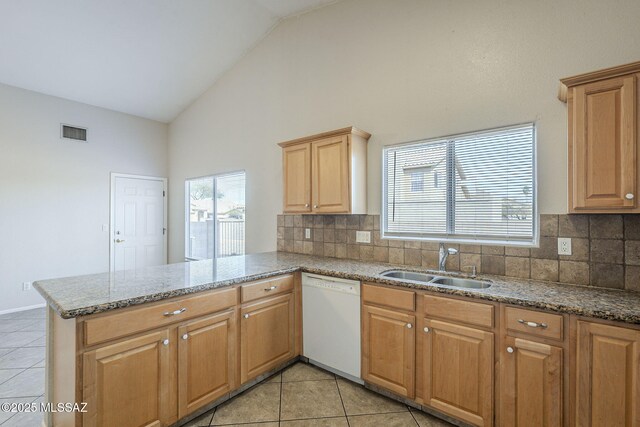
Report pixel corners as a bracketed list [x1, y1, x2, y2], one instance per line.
[348, 412, 418, 427]
[280, 417, 349, 426]
[281, 380, 345, 420]
[211, 382, 280, 425]
[336, 379, 407, 415]
[181, 409, 214, 427]
[212, 424, 278, 427]
[409, 409, 454, 427]
[282, 362, 335, 382]
[265, 372, 281, 383]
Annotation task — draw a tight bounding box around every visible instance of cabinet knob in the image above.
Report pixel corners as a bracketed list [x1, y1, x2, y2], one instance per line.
[507, 346, 514, 353]
[162, 339, 169, 346]
[626, 193, 635, 200]
[243, 314, 250, 319]
[423, 327, 430, 333]
[182, 334, 188, 340]
[305, 204, 310, 208]
[406, 323, 413, 329]
[314, 205, 318, 208]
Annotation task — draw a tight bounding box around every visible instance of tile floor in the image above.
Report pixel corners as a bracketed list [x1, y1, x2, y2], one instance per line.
[0, 308, 454, 427]
[0, 307, 46, 426]
[183, 363, 454, 427]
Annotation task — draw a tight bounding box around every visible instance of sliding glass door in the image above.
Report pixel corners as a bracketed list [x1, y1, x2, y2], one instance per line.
[185, 171, 246, 260]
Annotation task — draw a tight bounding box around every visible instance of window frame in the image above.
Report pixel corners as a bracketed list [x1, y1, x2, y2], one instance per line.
[381, 123, 538, 247]
[184, 170, 246, 261]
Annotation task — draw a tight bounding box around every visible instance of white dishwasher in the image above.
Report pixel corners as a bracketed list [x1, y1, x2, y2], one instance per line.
[302, 272, 362, 383]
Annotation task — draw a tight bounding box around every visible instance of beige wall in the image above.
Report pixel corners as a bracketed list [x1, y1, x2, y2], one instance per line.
[0, 83, 168, 312]
[168, 0, 640, 262]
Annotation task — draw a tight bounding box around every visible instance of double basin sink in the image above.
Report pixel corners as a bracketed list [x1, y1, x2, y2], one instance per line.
[380, 270, 491, 289]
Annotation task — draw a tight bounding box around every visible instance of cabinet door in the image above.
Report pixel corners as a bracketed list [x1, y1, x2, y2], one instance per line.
[501, 336, 563, 427]
[178, 310, 236, 418]
[241, 293, 295, 383]
[576, 321, 640, 427]
[283, 143, 312, 213]
[422, 318, 494, 427]
[362, 304, 415, 398]
[571, 75, 637, 210]
[83, 330, 172, 427]
[311, 136, 350, 213]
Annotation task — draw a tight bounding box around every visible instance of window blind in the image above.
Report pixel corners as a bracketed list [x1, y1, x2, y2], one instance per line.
[383, 124, 537, 246]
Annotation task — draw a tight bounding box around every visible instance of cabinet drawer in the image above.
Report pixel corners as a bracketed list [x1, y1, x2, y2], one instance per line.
[423, 294, 494, 328]
[362, 284, 415, 311]
[241, 275, 294, 303]
[84, 287, 237, 347]
[504, 306, 563, 340]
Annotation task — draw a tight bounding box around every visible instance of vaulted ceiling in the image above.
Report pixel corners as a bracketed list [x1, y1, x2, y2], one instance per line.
[0, 0, 337, 122]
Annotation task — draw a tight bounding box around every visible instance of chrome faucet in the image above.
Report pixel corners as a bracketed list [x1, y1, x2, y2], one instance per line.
[438, 243, 458, 271]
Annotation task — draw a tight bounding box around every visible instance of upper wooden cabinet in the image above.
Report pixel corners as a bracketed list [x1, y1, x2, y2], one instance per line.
[560, 61, 640, 213]
[279, 126, 370, 214]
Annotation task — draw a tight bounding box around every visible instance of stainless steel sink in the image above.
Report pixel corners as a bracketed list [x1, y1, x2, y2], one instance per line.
[380, 270, 491, 289]
[380, 270, 437, 283]
[430, 277, 491, 289]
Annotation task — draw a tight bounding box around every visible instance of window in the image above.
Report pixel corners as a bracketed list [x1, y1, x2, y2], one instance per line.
[382, 124, 537, 246]
[185, 171, 246, 260]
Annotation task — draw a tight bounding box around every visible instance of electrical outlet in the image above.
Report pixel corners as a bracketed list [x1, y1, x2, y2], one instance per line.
[558, 238, 572, 256]
[305, 228, 311, 239]
[356, 231, 371, 244]
[22, 282, 32, 291]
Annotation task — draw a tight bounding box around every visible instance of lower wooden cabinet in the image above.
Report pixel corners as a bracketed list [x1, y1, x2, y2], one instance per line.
[500, 336, 563, 427]
[421, 318, 494, 427]
[361, 304, 415, 398]
[575, 321, 640, 427]
[82, 329, 173, 427]
[177, 309, 236, 418]
[240, 293, 295, 383]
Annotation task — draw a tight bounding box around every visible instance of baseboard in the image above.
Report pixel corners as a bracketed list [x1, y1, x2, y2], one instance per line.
[0, 303, 46, 316]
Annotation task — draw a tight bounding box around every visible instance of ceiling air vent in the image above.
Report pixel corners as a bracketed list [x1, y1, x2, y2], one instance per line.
[60, 124, 87, 142]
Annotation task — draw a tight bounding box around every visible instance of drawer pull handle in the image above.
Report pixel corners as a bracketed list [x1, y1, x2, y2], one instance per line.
[163, 308, 187, 317]
[244, 314, 250, 319]
[507, 346, 514, 353]
[162, 339, 169, 346]
[518, 319, 547, 329]
[264, 285, 278, 291]
[182, 334, 189, 340]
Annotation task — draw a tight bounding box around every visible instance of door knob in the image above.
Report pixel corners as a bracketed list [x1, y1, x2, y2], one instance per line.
[115, 239, 125, 243]
[626, 193, 635, 200]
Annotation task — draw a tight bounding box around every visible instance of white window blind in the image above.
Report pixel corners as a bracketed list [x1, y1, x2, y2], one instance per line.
[382, 124, 537, 246]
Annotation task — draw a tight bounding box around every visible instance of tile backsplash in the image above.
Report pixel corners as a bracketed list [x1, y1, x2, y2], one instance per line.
[276, 214, 640, 292]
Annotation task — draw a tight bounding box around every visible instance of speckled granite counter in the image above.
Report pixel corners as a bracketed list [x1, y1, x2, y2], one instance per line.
[34, 251, 640, 324]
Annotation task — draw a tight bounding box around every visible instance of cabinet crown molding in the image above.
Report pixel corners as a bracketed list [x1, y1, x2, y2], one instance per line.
[558, 60, 640, 102]
[278, 126, 371, 147]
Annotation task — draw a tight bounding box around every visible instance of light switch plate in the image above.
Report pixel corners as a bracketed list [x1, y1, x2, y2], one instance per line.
[558, 238, 572, 255]
[22, 282, 32, 291]
[356, 231, 371, 244]
[305, 228, 311, 239]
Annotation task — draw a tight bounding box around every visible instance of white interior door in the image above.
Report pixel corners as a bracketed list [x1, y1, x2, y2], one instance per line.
[112, 176, 166, 272]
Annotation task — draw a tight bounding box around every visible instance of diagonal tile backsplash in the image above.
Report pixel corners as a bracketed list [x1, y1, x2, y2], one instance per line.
[277, 214, 640, 292]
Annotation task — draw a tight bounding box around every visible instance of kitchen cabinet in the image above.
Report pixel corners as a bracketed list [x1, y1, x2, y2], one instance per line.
[500, 336, 563, 427]
[177, 309, 236, 418]
[278, 126, 370, 214]
[240, 292, 295, 383]
[361, 303, 416, 398]
[560, 61, 640, 213]
[575, 321, 640, 427]
[500, 306, 565, 427]
[82, 329, 173, 427]
[421, 318, 494, 427]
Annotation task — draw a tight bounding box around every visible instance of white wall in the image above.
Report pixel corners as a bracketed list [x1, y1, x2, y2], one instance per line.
[0, 84, 168, 312]
[168, 0, 640, 262]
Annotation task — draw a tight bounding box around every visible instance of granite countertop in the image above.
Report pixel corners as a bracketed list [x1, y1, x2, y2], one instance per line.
[34, 252, 640, 324]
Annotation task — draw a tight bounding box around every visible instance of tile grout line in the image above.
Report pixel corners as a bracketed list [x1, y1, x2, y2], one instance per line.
[278, 372, 283, 427]
[407, 405, 421, 426]
[333, 376, 350, 427]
